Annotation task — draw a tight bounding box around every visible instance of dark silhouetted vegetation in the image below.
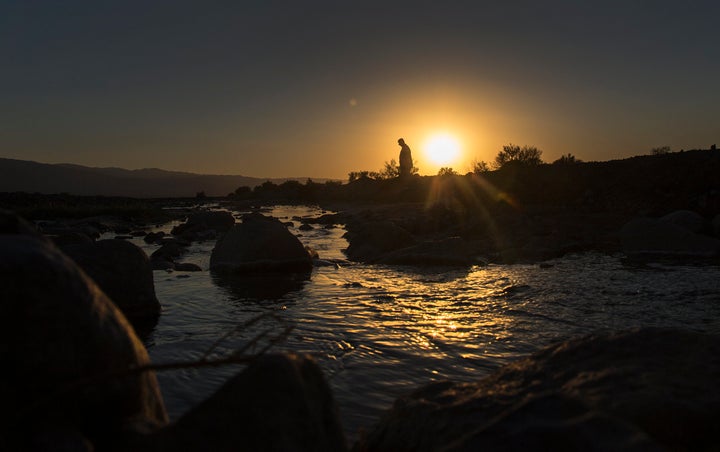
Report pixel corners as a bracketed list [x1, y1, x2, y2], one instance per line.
[223, 148, 720, 219]
[470, 159, 490, 174]
[437, 167, 457, 177]
[0, 192, 173, 221]
[348, 159, 417, 182]
[552, 153, 582, 165]
[494, 144, 544, 169]
[651, 146, 672, 155]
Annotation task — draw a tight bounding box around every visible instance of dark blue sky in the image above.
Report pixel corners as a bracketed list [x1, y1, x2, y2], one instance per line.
[1, 0, 718, 177]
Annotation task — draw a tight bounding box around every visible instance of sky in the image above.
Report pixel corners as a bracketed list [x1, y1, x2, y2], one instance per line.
[1, 0, 718, 179]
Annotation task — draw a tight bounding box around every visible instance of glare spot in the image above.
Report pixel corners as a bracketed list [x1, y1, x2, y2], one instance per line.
[349, 98, 358, 107]
[423, 133, 461, 165]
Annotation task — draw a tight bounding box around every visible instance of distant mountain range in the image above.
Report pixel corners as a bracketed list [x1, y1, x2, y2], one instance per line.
[0, 158, 331, 198]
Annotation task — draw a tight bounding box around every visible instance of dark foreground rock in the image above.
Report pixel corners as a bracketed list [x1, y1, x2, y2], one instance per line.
[150, 354, 347, 452]
[58, 239, 162, 323]
[355, 328, 720, 451]
[210, 213, 313, 273]
[0, 235, 168, 450]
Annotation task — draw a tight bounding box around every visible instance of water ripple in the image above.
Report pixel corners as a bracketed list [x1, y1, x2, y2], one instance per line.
[138, 205, 720, 442]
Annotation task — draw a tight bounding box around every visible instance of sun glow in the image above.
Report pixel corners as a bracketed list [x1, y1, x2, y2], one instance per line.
[423, 133, 462, 166]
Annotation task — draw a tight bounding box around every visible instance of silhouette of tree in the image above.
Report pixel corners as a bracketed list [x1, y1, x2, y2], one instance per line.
[378, 159, 400, 179]
[651, 146, 671, 155]
[470, 159, 490, 174]
[437, 167, 457, 176]
[494, 144, 543, 169]
[552, 153, 582, 165]
[231, 186, 252, 199]
[348, 171, 372, 182]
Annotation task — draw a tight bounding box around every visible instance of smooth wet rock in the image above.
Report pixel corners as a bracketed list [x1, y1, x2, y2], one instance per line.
[210, 213, 312, 273]
[619, 217, 720, 257]
[659, 209, 707, 233]
[0, 236, 167, 449]
[152, 353, 347, 451]
[151, 241, 187, 261]
[355, 328, 719, 451]
[0, 209, 48, 239]
[59, 239, 162, 320]
[446, 393, 659, 451]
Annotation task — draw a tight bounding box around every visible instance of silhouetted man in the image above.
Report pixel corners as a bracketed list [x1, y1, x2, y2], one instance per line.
[398, 138, 413, 178]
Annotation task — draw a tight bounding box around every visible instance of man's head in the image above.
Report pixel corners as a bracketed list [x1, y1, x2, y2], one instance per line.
[398, 138, 405, 145]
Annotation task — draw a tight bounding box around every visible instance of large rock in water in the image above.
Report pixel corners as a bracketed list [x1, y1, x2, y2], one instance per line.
[151, 353, 347, 451]
[619, 217, 720, 257]
[0, 236, 167, 450]
[660, 209, 708, 233]
[210, 213, 313, 273]
[355, 328, 720, 451]
[343, 220, 416, 262]
[58, 239, 162, 322]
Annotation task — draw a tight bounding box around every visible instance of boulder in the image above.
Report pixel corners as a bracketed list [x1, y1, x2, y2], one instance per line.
[151, 354, 346, 451]
[343, 220, 416, 262]
[210, 213, 312, 273]
[50, 232, 95, 247]
[356, 328, 720, 451]
[0, 236, 167, 449]
[0, 209, 47, 239]
[619, 217, 720, 257]
[150, 241, 187, 261]
[58, 239, 162, 320]
[659, 209, 707, 233]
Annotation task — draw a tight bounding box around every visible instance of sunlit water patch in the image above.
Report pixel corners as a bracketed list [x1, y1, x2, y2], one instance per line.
[128, 205, 720, 442]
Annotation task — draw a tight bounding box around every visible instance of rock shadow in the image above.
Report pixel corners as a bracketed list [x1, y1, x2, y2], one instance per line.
[211, 270, 311, 303]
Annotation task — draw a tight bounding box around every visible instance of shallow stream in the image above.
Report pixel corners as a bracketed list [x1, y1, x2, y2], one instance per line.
[131, 205, 720, 441]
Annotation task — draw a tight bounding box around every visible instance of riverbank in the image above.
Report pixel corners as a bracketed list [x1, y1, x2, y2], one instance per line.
[3, 203, 720, 450]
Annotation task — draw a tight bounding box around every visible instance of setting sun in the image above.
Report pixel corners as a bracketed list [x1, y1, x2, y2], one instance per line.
[423, 133, 462, 166]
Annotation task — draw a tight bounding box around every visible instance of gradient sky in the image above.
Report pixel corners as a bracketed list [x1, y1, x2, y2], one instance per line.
[1, 1, 718, 178]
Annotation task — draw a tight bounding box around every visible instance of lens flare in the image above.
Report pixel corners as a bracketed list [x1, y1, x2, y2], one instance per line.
[423, 133, 461, 166]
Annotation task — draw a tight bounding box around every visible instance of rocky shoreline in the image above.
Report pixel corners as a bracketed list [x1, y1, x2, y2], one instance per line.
[3, 180, 720, 449]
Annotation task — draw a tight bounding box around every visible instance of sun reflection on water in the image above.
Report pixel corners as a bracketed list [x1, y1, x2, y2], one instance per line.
[142, 204, 720, 443]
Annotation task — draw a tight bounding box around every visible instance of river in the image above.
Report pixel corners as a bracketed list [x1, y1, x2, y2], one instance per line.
[133, 204, 720, 442]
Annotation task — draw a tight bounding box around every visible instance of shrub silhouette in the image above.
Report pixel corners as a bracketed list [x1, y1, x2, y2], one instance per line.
[552, 153, 582, 165]
[437, 167, 457, 176]
[651, 146, 671, 155]
[470, 159, 490, 174]
[494, 144, 543, 169]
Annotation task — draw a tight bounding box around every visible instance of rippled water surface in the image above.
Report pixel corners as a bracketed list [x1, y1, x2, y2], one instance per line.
[136, 205, 720, 441]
